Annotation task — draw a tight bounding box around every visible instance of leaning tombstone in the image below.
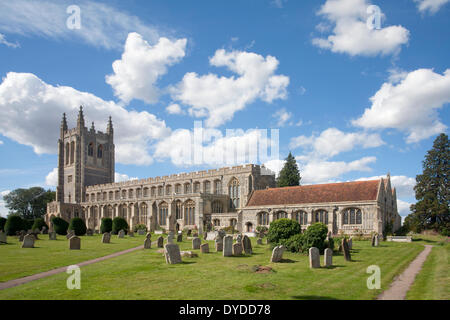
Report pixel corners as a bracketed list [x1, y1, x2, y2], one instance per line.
[145, 232, 151, 239]
[223, 235, 233, 257]
[102, 232, 111, 244]
[0, 231, 7, 244]
[200, 243, 209, 253]
[371, 234, 376, 246]
[232, 243, 243, 256]
[324, 248, 333, 267]
[215, 239, 223, 252]
[309, 247, 320, 268]
[66, 230, 74, 239]
[144, 236, 152, 249]
[49, 231, 57, 240]
[157, 236, 164, 248]
[342, 238, 351, 261]
[192, 237, 201, 250]
[69, 236, 81, 250]
[242, 235, 252, 254]
[118, 230, 125, 238]
[164, 243, 182, 264]
[270, 245, 285, 263]
[22, 234, 35, 248]
[374, 234, 379, 247]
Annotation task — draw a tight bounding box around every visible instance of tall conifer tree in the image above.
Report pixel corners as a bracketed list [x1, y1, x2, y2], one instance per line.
[277, 152, 301, 187]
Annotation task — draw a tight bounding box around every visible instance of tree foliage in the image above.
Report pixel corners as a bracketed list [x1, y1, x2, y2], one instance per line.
[32, 218, 48, 232]
[3, 187, 55, 219]
[112, 217, 128, 234]
[0, 217, 6, 231]
[277, 152, 301, 187]
[267, 218, 301, 246]
[4, 215, 24, 236]
[100, 217, 113, 234]
[51, 216, 69, 235]
[68, 217, 87, 236]
[407, 133, 449, 235]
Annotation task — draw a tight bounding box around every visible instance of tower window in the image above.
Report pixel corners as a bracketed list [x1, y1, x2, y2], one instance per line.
[88, 142, 94, 157]
[97, 145, 103, 158]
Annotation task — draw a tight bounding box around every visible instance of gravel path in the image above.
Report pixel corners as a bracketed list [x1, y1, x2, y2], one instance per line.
[0, 244, 145, 290]
[377, 245, 433, 300]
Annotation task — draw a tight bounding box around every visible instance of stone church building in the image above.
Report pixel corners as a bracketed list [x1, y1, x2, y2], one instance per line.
[45, 108, 401, 236]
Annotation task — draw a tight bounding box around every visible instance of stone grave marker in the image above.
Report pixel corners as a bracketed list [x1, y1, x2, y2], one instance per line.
[157, 236, 164, 248]
[192, 237, 201, 250]
[144, 236, 151, 249]
[49, 231, 57, 240]
[0, 231, 7, 244]
[177, 234, 182, 242]
[342, 238, 351, 261]
[270, 245, 285, 263]
[102, 232, 111, 244]
[66, 230, 74, 239]
[223, 235, 233, 257]
[324, 248, 333, 267]
[232, 243, 243, 256]
[348, 237, 353, 250]
[215, 239, 223, 252]
[200, 243, 209, 253]
[22, 234, 35, 248]
[69, 236, 81, 250]
[241, 235, 252, 254]
[164, 244, 182, 264]
[309, 247, 320, 268]
[118, 230, 125, 238]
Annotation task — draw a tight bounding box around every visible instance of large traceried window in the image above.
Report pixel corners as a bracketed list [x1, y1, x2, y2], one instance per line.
[184, 200, 195, 225]
[159, 202, 168, 226]
[175, 200, 183, 220]
[293, 210, 308, 225]
[315, 210, 328, 224]
[214, 180, 222, 195]
[273, 211, 288, 221]
[140, 203, 148, 224]
[158, 186, 163, 196]
[184, 183, 191, 194]
[175, 184, 181, 194]
[70, 141, 75, 164]
[342, 208, 362, 225]
[65, 143, 70, 165]
[204, 181, 211, 194]
[212, 200, 223, 213]
[166, 185, 172, 195]
[97, 144, 103, 158]
[193, 182, 200, 193]
[228, 178, 240, 209]
[258, 212, 269, 225]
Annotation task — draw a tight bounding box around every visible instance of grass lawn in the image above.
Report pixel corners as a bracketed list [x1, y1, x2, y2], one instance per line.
[0, 238, 425, 300]
[406, 234, 450, 300]
[0, 233, 154, 282]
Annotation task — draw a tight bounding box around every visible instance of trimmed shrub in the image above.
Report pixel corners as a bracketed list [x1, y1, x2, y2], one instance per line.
[133, 223, 147, 233]
[301, 223, 329, 253]
[0, 217, 6, 231]
[267, 218, 301, 246]
[51, 216, 69, 235]
[281, 233, 304, 253]
[100, 218, 113, 234]
[32, 218, 48, 232]
[68, 217, 87, 236]
[4, 215, 24, 236]
[23, 219, 34, 231]
[112, 217, 128, 235]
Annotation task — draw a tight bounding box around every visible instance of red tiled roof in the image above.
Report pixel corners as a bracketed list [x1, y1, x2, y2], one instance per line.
[246, 180, 380, 207]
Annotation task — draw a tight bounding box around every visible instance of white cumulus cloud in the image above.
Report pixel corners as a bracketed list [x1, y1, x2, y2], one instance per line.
[353, 68, 450, 143]
[273, 108, 293, 127]
[414, 0, 450, 14]
[45, 168, 58, 187]
[171, 49, 289, 127]
[312, 0, 409, 56]
[106, 33, 187, 104]
[115, 172, 138, 182]
[166, 103, 185, 115]
[355, 175, 416, 198]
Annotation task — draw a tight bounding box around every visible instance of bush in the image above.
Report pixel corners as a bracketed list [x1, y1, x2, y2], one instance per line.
[256, 225, 268, 237]
[222, 226, 237, 234]
[68, 217, 87, 236]
[0, 217, 6, 231]
[23, 219, 34, 231]
[4, 215, 24, 236]
[301, 223, 329, 253]
[51, 216, 69, 235]
[281, 233, 304, 253]
[267, 218, 301, 246]
[32, 218, 48, 232]
[133, 223, 147, 233]
[100, 218, 113, 234]
[112, 217, 128, 235]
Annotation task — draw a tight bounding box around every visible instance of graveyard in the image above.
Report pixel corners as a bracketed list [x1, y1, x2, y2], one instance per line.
[1, 231, 446, 300]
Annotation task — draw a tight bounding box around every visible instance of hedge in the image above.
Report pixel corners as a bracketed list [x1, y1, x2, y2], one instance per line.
[100, 217, 113, 234]
[68, 217, 87, 236]
[267, 218, 301, 246]
[51, 216, 69, 235]
[5, 215, 24, 236]
[32, 218, 48, 232]
[112, 217, 128, 235]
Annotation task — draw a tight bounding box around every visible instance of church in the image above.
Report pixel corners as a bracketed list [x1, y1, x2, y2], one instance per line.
[45, 108, 402, 236]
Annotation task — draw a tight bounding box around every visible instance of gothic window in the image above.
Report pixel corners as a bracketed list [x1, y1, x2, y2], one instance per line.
[115, 191, 119, 200]
[229, 218, 237, 227]
[214, 180, 222, 195]
[106, 206, 113, 218]
[212, 200, 223, 213]
[121, 190, 126, 199]
[228, 178, 240, 209]
[184, 200, 195, 225]
[128, 189, 133, 199]
[159, 202, 168, 226]
[65, 143, 70, 165]
[315, 210, 328, 224]
[151, 187, 156, 197]
[204, 181, 211, 194]
[294, 210, 308, 225]
[88, 142, 94, 157]
[342, 208, 362, 225]
[184, 183, 191, 194]
[193, 182, 200, 193]
[158, 186, 163, 196]
[103, 192, 107, 201]
[273, 211, 288, 221]
[86, 194, 89, 202]
[166, 185, 172, 195]
[136, 189, 141, 198]
[258, 212, 269, 225]
[121, 205, 127, 219]
[109, 191, 113, 200]
[175, 200, 183, 220]
[175, 184, 181, 194]
[97, 144, 103, 158]
[143, 188, 149, 197]
[140, 203, 148, 224]
[213, 219, 221, 227]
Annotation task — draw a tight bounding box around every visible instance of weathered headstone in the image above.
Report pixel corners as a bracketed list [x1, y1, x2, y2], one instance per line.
[0, 231, 7, 244]
[348, 237, 353, 250]
[309, 247, 320, 268]
[128, 231, 134, 237]
[270, 245, 285, 263]
[157, 236, 164, 248]
[69, 236, 81, 250]
[223, 235, 233, 257]
[342, 238, 351, 261]
[241, 235, 252, 254]
[49, 231, 57, 240]
[164, 244, 182, 264]
[324, 248, 333, 267]
[102, 232, 111, 244]
[118, 230, 125, 238]
[66, 230, 74, 239]
[236, 234, 242, 243]
[371, 234, 376, 246]
[192, 237, 201, 250]
[200, 243, 209, 253]
[256, 238, 263, 245]
[374, 234, 379, 247]
[215, 239, 223, 252]
[86, 229, 93, 236]
[22, 234, 35, 248]
[144, 237, 151, 249]
[177, 234, 182, 242]
[232, 243, 243, 256]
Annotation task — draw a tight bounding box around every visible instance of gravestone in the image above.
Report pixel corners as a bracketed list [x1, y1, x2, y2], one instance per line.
[309, 247, 320, 268]
[49, 231, 57, 240]
[270, 245, 285, 263]
[215, 239, 223, 252]
[138, 229, 145, 236]
[164, 244, 182, 264]
[236, 234, 242, 243]
[342, 238, 351, 261]
[22, 234, 35, 248]
[324, 248, 333, 267]
[157, 236, 164, 248]
[177, 234, 182, 242]
[86, 229, 93, 236]
[217, 229, 226, 240]
[0, 231, 7, 244]
[200, 243, 209, 253]
[232, 243, 243, 256]
[192, 237, 201, 250]
[69, 236, 81, 250]
[146, 232, 151, 239]
[223, 235, 233, 257]
[128, 231, 134, 237]
[102, 232, 111, 244]
[241, 235, 252, 254]
[41, 226, 48, 235]
[144, 237, 151, 249]
[256, 238, 263, 245]
[66, 230, 74, 239]
[348, 237, 353, 250]
[118, 230, 125, 238]
[374, 235, 379, 247]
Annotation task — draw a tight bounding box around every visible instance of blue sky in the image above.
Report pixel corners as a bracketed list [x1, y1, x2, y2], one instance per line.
[0, 0, 449, 219]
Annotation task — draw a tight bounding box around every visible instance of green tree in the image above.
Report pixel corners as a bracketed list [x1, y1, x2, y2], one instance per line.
[276, 152, 301, 187]
[3, 187, 55, 219]
[407, 133, 449, 235]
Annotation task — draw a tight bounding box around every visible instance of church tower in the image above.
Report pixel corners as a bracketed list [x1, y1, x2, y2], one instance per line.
[56, 106, 115, 204]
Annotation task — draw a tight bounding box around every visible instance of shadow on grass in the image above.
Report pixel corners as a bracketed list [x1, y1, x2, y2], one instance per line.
[180, 261, 196, 265]
[322, 264, 345, 269]
[279, 259, 297, 263]
[291, 295, 339, 300]
[412, 238, 439, 244]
